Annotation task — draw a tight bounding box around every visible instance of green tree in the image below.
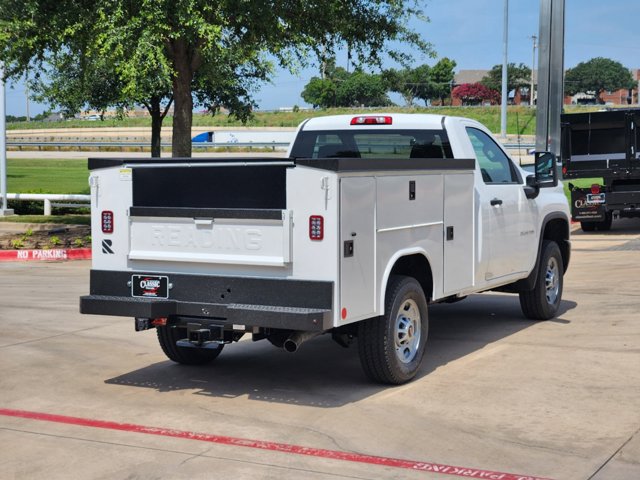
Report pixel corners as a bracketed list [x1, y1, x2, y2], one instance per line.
[29, 47, 175, 157]
[338, 70, 391, 107]
[481, 63, 531, 93]
[302, 77, 338, 108]
[0, 1, 430, 157]
[303, 67, 391, 108]
[429, 57, 457, 105]
[384, 65, 431, 106]
[384, 58, 456, 107]
[565, 57, 635, 103]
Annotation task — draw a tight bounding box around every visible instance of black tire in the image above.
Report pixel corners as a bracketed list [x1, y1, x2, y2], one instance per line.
[581, 212, 612, 232]
[358, 275, 429, 385]
[519, 240, 564, 320]
[598, 212, 613, 231]
[580, 221, 596, 232]
[157, 326, 223, 365]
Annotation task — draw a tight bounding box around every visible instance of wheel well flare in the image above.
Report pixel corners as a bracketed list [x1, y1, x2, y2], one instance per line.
[389, 254, 433, 301]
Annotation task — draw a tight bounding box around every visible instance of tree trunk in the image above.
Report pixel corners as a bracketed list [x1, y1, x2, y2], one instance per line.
[171, 39, 194, 158]
[150, 97, 162, 158]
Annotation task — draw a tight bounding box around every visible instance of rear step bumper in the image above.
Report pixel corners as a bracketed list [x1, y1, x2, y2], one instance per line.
[80, 269, 333, 331]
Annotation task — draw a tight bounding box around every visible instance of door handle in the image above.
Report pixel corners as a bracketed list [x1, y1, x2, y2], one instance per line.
[490, 198, 503, 206]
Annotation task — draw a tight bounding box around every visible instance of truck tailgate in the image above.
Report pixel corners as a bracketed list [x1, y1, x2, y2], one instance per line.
[128, 209, 292, 266]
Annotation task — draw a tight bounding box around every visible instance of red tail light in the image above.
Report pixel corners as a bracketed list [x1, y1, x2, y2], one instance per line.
[350, 116, 393, 125]
[309, 215, 324, 240]
[562, 166, 567, 176]
[101, 210, 114, 233]
[591, 184, 601, 195]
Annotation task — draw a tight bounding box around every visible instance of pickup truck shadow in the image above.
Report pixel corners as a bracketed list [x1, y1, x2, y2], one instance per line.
[105, 294, 576, 408]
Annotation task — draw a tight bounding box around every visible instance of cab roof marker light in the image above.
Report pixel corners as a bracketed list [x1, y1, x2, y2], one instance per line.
[350, 116, 393, 126]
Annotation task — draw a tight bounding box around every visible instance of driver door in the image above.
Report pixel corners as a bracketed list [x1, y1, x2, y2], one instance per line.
[466, 127, 537, 281]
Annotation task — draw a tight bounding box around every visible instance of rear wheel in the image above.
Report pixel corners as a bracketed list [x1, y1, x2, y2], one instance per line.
[157, 326, 223, 365]
[580, 221, 596, 232]
[519, 240, 564, 320]
[358, 275, 428, 384]
[580, 212, 612, 232]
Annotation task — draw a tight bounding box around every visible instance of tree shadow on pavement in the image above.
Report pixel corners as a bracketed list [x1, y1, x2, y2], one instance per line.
[105, 293, 576, 408]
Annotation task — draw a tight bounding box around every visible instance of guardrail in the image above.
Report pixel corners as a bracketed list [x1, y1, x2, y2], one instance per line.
[8, 193, 91, 216]
[6, 141, 291, 151]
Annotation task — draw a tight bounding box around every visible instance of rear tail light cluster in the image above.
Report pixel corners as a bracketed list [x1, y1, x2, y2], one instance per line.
[101, 210, 114, 233]
[309, 215, 324, 240]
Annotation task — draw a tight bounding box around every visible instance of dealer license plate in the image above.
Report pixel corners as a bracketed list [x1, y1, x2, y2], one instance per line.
[131, 275, 169, 298]
[586, 193, 606, 205]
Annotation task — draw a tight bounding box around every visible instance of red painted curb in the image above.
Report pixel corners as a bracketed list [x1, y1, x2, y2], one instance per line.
[0, 248, 91, 262]
[0, 408, 553, 480]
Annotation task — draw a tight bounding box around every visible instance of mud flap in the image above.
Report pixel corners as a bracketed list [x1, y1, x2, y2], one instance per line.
[571, 188, 606, 222]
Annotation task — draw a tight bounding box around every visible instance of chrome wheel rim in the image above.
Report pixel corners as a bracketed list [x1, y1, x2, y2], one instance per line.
[545, 257, 560, 305]
[394, 299, 421, 364]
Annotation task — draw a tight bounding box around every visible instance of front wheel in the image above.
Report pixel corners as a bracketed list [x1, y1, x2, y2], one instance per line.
[358, 275, 429, 384]
[157, 326, 223, 365]
[519, 240, 564, 320]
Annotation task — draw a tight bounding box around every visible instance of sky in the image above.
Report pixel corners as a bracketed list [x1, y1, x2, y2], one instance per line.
[3, 0, 640, 116]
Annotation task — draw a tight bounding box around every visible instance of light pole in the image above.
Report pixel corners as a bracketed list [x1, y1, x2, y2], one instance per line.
[500, 0, 509, 139]
[25, 73, 31, 122]
[0, 61, 12, 216]
[530, 35, 537, 106]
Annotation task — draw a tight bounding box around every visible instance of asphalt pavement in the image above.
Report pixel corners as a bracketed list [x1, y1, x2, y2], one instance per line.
[0, 220, 639, 480]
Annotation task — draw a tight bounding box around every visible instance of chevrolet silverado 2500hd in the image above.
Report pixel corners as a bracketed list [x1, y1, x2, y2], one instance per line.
[80, 114, 571, 384]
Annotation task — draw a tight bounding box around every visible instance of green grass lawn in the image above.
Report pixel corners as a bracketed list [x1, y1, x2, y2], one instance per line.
[7, 105, 604, 135]
[7, 158, 89, 194]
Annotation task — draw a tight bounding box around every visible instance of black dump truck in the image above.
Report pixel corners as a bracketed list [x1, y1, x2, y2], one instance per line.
[561, 108, 640, 231]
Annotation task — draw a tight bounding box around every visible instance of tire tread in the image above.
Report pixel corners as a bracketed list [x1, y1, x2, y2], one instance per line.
[519, 240, 563, 320]
[358, 275, 427, 384]
[157, 326, 223, 365]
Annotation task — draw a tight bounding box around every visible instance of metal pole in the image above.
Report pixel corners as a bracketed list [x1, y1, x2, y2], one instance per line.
[547, 0, 565, 156]
[25, 74, 30, 122]
[0, 61, 12, 216]
[535, 0, 565, 155]
[530, 35, 537, 106]
[500, 0, 509, 138]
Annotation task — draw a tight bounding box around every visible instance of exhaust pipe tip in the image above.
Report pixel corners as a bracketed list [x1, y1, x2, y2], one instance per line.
[282, 331, 322, 353]
[283, 339, 299, 353]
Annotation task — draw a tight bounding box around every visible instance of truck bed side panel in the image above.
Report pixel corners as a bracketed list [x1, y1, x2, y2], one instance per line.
[339, 177, 376, 322]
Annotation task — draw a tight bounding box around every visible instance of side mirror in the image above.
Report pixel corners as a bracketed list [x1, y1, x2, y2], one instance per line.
[524, 175, 539, 199]
[534, 151, 558, 188]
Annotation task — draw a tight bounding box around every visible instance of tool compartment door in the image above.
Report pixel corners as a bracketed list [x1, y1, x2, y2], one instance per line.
[340, 177, 376, 322]
[443, 172, 475, 295]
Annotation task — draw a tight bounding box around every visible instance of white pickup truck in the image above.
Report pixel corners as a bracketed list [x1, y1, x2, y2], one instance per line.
[80, 114, 571, 384]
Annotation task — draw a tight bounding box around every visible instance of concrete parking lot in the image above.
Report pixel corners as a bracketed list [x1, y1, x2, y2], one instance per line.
[1, 221, 639, 480]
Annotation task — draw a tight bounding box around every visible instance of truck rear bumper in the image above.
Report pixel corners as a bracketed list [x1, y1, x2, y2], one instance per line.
[80, 270, 333, 331]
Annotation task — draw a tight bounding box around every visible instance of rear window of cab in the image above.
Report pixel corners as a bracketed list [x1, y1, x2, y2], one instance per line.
[289, 129, 454, 160]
